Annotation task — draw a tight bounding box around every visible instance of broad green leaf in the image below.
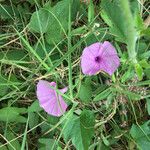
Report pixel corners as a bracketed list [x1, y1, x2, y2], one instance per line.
[0, 107, 27, 123]
[94, 88, 111, 102]
[47, 115, 59, 125]
[6, 131, 21, 150]
[34, 41, 53, 59]
[130, 121, 150, 150]
[29, 0, 79, 44]
[78, 83, 92, 103]
[28, 100, 42, 112]
[63, 110, 95, 150]
[101, 0, 137, 63]
[101, 0, 127, 43]
[29, 7, 51, 33]
[0, 50, 28, 61]
[28, 112, 39, 133]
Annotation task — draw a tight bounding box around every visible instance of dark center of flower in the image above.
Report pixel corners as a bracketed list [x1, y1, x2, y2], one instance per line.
[95, 56, 101, 63]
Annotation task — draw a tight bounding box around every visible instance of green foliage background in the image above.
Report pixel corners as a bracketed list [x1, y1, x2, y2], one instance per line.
[0, 0, 150, 149]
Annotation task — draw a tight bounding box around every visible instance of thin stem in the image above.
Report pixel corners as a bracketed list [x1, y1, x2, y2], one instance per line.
[68, 1, 73, 99]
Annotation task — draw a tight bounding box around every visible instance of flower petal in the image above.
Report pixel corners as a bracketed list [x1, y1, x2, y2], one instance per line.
[81, 43, 102, 75]
[81, 54, 100, 75]
[59, 87, 68, 94]
[81, 41, 120, 76]
[86, 42, 102, 57]
[36, 80, 68, 117]
[100, 41, 120, 75]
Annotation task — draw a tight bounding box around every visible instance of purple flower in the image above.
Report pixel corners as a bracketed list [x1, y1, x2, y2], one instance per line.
[81, 41, 120, 76]
[36, 80, 68, 117]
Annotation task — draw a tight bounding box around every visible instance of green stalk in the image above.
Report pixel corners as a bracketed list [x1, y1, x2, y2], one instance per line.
[119, 0, 137, 64]
[68, 1, 73, 98]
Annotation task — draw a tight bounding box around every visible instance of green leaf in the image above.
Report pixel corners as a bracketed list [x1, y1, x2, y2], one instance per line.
[130, 121, 150, 150]
[6, 131, 21, 150]
[135, 63, 143, 81]
[94, 87, 111, 102]
[28, 112, 39, 133]
[134, 12, 145, 33]
[28, 100, 42, 112]
[38, 138, 57, 150]
[121, 65, 135, 83]
[0, 107, 27, 123]
[78, 83, 92, 103]
[145, 68, 150, 79]
[122, 90, 141, 101]
[0, 143, 7, 150]
[139, 59, 150, 69]
[29, 0, 79, 44]
[0, 74, 22, 96]
[63, 110, 95, 150]
[36, 43, 51, 57]
[101, 0, 137, 63]
[101, 0, 127, 43]
[146, 99, 150, 115]
[88, 0, 94, 23]
[47, 115, 59, 125]
[29, 5, 51, 33]
[0, 50, 27, 61]
[0, 4, 18, 20]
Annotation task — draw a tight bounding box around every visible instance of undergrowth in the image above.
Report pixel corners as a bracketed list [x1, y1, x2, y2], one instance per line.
[0, 0, 150, 150]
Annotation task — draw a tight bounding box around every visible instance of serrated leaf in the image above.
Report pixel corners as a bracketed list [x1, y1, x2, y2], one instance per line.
[63, 110, 95, 150]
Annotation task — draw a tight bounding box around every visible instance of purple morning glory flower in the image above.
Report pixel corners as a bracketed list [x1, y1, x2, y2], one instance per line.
[81, 41, 120, 76]
[36, 80, 68, 117]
